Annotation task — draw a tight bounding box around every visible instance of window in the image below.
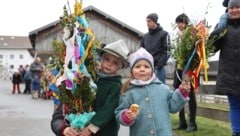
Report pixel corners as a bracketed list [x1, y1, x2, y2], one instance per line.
[19, 54, 23, 59]
[0, 54, 3, 59]
[10, 54, 14, 59]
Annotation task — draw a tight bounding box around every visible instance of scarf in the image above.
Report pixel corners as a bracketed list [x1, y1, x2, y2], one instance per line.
[130, 74, 157, 86]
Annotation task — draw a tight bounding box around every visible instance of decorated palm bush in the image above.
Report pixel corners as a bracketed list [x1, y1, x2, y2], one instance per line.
[48, 0, 99, 129]
[172, 20, 225, 91]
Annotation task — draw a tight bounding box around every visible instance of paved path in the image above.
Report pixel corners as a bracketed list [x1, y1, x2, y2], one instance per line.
[0, 79, 55, 136]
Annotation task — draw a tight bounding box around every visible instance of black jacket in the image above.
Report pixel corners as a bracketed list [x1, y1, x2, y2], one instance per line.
[51, 105, 67, 136]
[12, 73, 21, 84]
[210, 19, 240, 96]
[141, 24, 170, 68]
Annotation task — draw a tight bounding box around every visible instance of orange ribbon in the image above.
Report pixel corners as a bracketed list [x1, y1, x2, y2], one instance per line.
[187, 20, 209, 92]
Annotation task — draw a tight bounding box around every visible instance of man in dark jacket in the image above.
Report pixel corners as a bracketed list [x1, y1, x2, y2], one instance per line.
[141, 13, 170, 84]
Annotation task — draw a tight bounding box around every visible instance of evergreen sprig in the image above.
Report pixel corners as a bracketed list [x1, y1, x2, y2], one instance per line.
[59, 5, 76, 28]
[172, 25, 217, 71]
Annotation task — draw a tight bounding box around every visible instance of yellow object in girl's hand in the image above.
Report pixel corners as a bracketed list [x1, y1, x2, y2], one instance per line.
[130, 104, 139, 113]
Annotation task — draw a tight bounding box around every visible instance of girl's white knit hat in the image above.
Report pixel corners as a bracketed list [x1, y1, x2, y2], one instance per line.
[129, 47, 154, 69]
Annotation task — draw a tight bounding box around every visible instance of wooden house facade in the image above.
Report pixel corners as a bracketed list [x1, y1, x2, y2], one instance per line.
[28, 5, 184, 78]
[29, 5, 143, 65]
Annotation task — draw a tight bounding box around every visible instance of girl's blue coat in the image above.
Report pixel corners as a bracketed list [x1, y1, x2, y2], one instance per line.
[115, 79, 187, 136]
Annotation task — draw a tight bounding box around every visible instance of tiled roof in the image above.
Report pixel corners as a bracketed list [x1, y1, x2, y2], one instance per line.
[0, 36, 32, 49]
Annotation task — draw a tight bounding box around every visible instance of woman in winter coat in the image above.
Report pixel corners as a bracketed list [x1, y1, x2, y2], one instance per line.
[209, 0, 240, 135]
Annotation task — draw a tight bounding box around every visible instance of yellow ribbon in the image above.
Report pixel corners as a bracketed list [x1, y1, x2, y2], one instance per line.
[53, 92, 59, 99]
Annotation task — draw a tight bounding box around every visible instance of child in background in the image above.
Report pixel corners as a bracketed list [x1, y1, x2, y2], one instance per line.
[12, 71, 22, 94]
[115, 47, 191, 136]
[51, 39, 130, 136]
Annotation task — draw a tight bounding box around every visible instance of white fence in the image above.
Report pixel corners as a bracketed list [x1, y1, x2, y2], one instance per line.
[197, 94, 229, 105]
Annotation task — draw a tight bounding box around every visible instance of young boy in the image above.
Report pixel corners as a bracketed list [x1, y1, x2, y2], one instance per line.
[51, 39, 130, 136]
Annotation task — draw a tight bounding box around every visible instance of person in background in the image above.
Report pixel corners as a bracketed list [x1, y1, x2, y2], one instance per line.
[51, 39, 130, 136]
[218, 0, 230, 28]
[30, 57, 44, 98]
[115, 47, 191, 136]
[12, 71, 21, 94]
[23, 64, 31, 94]
[209, 0, 240, 135]
[140, 13, 171, 84]
[173, 13, 198, 132]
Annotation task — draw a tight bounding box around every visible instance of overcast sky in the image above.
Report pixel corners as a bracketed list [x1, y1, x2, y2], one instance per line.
[0, 0, 225, 36]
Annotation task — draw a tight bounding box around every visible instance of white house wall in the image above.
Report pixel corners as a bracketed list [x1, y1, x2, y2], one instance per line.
[0, 49, 33, 79]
